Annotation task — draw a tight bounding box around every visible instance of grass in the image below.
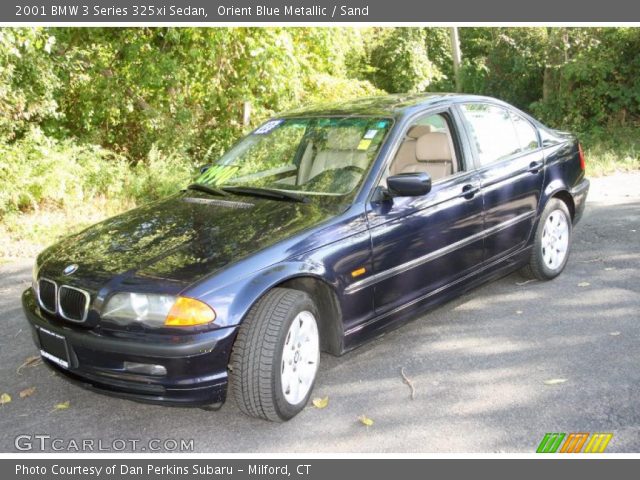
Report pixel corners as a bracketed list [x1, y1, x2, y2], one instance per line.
[0, 135, 194, 262]
[580, 126, 640, 177]
[0, 196, 136, 261]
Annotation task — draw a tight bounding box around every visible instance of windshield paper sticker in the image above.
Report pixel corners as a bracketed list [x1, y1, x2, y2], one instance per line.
[363, 129, 378, 139]
[254, 119, 284, 135]
[357, 139, 372, 150]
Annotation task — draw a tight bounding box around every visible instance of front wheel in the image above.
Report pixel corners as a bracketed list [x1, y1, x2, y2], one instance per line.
[523, 198, 573, 280]
[229, 288, 320, 421]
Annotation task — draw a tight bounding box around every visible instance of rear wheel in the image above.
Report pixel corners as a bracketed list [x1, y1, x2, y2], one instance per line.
[523, 198, 572, 280]
[229, 288, 320, 421]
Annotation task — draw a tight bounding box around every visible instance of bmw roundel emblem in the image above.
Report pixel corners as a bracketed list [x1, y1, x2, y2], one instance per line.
[63, 264, 79, 275]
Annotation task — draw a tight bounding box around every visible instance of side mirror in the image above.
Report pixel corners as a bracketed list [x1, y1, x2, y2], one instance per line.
[387, 172, 432, 197]
[199, 165, 211, 174]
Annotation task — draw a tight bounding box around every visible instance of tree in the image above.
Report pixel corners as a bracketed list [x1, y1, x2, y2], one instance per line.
[368, 28, 442, 93]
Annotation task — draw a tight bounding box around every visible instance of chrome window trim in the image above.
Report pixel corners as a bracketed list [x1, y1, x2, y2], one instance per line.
[37, 278, 58, 315]
[345, 210, 536, 295]
[57, 285, 91, 323]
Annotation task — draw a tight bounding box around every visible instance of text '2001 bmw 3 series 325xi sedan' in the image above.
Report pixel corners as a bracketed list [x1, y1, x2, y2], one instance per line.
[23, 94, 589, 421]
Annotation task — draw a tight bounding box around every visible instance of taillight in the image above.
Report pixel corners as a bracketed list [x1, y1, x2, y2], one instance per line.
[578, 143, 586, 171]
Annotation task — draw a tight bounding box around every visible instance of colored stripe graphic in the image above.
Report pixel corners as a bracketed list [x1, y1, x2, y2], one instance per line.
[560, 433, 589, 453]
[537, 433, 613, 453]
[584, 433, 613, 453]
[537, 433, 566, 453]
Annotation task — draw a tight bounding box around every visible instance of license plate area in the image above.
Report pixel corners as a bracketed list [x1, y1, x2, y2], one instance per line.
[38, 327, 70, 369]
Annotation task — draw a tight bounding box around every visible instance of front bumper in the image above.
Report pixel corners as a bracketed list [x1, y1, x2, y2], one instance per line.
[571, 178, 590, 225]
[22, 288, 237, 407]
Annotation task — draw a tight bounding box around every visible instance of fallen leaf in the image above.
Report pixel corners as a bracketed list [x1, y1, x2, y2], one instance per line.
[577, 282, 590, 287]
[609, 331, 621, 336]
[544, 378, 568, 385]
[19, 387, 36, 399]
[0, 393, 11, 405]
[53, 401, 70, 410]
[312, 396, 329, 409]
[358, 415, 374, 427]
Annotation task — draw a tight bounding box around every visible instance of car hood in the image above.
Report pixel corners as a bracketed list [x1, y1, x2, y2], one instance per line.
[38, 192, 345, 287]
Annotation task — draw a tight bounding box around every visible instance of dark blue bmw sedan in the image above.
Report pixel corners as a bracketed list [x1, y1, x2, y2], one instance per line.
[23, 93, 589, 421]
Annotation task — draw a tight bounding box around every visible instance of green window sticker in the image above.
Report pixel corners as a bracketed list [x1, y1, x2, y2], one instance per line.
[197, 165, 240, 186]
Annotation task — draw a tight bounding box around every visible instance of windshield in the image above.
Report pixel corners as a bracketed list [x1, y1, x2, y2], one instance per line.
[194, 117, 392, 196]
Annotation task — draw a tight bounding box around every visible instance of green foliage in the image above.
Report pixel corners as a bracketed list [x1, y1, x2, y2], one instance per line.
[302, 74, 383, 105]
[128, 145, 194, 201]
[0, 28, 60, 143]
[459, 27, 548, 110]
[368, 28, 443, 93]
[0, 127, 128, 216]
[532, 28, 640, 130]
[47, 27, 379, 162]
[580, 126, 640, 176]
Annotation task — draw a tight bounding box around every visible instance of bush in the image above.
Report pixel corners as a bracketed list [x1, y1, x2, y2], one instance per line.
[0, 129, 197, 219]
[128, 145, 195, 201]
[0, 128, 129, 217]
[368, 28, 443, 93]
[580, 126, 640, 176]
[302, 74, 383, 105]
[0, 28, 60, 143]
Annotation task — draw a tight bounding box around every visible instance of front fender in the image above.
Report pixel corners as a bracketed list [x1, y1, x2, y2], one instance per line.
[185, 261, 333, 329]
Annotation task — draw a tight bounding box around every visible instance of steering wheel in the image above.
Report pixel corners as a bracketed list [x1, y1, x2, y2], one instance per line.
[339, 165, 365, 175]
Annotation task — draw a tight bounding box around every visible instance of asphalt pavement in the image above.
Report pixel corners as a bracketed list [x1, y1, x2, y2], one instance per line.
[0, 172, 638, 453]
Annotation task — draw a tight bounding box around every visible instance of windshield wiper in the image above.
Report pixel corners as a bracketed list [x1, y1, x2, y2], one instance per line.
[186, 183, 228, 197]
[221, 186, 308, 203]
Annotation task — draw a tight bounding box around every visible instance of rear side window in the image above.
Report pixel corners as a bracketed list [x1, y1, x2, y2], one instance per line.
[460, 103, 536, 167]
[510, 112, 539, 152]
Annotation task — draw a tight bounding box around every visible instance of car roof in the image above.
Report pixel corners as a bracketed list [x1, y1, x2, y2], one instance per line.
[279, 93, 501, 118]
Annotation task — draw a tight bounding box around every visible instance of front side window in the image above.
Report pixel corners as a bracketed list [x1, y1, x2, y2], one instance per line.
[194, 117, 392, 196]
[459, 104, 522, 167]
[385, 112, 462, 184]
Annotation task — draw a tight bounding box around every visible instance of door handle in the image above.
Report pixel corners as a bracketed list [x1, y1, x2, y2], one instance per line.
[528, 161, 544, 173]
[462, 183, 480, 199]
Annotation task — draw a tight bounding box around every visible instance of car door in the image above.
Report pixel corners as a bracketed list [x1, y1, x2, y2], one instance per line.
[457, 103, 545, 263]
[364, 109, 485, 315]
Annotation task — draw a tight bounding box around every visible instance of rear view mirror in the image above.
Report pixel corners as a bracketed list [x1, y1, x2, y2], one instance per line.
[387, 172, 432, 197]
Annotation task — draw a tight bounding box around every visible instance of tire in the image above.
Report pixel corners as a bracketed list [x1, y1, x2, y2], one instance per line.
[229, 288, 320, 421]
[522, 198, 573, 280]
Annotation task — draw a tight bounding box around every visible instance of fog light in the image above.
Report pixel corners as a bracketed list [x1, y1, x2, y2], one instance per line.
[123, 362, 167, 376]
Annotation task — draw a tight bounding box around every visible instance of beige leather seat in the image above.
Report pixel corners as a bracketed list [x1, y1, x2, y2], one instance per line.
[390, 125, 433, 176]
[391, 127, 456, 181]
[413, 132, 455, 180]
[306, 128, 368, 182]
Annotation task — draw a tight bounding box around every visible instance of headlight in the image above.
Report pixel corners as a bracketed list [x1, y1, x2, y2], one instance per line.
[102, 293, 215, 328]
